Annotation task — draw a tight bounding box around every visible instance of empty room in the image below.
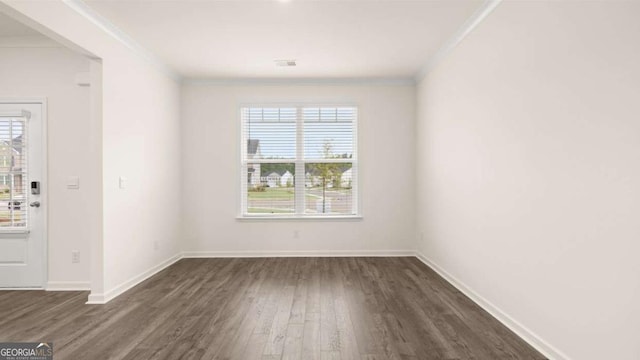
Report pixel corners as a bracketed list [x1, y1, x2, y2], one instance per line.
[0, 0, 638, 359]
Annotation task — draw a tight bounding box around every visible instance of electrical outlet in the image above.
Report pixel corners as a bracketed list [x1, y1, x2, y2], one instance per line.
[72, 251, 80, 264]
[293, 230, 299, 239]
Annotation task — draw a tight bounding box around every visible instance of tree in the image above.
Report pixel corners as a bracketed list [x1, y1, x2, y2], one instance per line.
[260, 161, 294, 177]
[314, 141, 341, 213]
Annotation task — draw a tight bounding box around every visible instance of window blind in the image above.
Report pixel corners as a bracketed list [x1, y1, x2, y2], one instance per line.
[0, 115, 28, 229]
[240, 106, 357, 217]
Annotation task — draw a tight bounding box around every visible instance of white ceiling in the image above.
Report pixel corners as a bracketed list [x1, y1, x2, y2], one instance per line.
[0, 12, 41, 37]
[85, 0, 483, 80]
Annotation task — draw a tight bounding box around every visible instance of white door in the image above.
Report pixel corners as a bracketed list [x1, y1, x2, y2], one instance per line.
[0, 102, 45, 288]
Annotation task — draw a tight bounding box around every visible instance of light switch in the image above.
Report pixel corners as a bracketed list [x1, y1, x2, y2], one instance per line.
[67, 176, 80, 189]
[74, 72, 91, 87]
[119, 176, 127, 189]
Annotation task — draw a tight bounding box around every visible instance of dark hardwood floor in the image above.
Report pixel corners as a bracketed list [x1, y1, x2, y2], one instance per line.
[0, 258, 545, 359]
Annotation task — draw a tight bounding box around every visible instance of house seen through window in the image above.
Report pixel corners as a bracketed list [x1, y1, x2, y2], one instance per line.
[241, 106, 358, 217]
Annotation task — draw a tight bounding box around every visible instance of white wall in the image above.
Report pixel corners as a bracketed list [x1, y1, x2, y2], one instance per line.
[1, 1, 183, 301]
[101, 57, 181, 295]
[416, 2, 640, 359]
[0, 46, 93, 287]
[6, 6, 638, 358]
[182, 83, 415, 254]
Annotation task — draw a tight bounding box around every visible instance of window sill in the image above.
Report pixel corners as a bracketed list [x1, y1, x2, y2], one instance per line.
[236, 215, 363, 221]
[0, 230, 30, 238]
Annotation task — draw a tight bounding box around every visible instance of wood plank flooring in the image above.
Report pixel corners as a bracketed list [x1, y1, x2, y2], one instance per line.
[0, 258, 546, 359]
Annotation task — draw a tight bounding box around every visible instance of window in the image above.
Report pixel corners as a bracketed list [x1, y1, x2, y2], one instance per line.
[240, 106, 358, 218]
[0, 115, 28, 228]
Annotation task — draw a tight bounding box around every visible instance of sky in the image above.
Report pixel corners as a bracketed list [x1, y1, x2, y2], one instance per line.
[0, 119, 25, 143]
[247, 122, 353, 159]
[244, 107, 355, 159]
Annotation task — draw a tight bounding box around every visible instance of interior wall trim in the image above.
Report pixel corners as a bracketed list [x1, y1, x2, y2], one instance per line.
[414, 0, 502, 82]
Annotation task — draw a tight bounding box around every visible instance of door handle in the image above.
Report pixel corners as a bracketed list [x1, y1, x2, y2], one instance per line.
[29, 201, 40, 208]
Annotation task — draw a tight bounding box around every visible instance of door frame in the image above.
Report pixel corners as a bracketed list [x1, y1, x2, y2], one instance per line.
[0, 98, 48, 289]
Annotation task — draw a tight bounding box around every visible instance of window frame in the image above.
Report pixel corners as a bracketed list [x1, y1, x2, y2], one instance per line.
[0, 113, 29, 230]
[238, 103, 361, 220]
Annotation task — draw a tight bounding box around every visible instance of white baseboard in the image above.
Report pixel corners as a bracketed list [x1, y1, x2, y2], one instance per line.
[0, 287, 43, 290]
[414, 252, 569, 360]
[86, 292, 105, 304]
[182, 250, 415, 258]
[85, 253, 183, 305]
[46, 281, 90, 291]
[84, 250, 413, 304]
[79, 247, 566, 359]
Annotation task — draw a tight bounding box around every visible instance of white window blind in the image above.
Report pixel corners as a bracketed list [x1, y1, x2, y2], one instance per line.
[0, 114, 28, 229]
[240, 106, 358, 217]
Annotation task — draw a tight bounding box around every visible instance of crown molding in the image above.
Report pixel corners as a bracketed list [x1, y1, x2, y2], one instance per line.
[184, 77, 416, 87]
[61, 0, 181, 82]
[414, 0, 502, 82]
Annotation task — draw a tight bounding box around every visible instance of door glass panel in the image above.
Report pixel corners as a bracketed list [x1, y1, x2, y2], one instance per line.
[0, 116, 27, 228]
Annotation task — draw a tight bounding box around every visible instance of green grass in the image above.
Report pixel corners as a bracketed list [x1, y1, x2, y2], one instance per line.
[248, 187, 295, 200]
[248, 187, 351, 200]
[247, 186, 353, 214]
